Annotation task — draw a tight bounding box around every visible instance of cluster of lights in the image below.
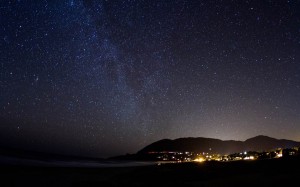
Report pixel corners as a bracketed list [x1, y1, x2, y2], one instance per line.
[156, 147, 298, 165]
[194, 158, 205, 163]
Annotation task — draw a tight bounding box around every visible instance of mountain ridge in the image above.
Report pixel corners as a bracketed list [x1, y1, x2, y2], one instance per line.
[137, 135, 300, 155]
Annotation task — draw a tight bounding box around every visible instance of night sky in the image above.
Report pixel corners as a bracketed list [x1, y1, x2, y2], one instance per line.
[1, 0, 300, 158]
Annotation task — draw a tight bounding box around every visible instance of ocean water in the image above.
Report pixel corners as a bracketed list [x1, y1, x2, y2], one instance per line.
[0, 155, 156, 167]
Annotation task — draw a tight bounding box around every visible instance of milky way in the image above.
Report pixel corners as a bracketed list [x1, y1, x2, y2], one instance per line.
[1, 0, 300, 157]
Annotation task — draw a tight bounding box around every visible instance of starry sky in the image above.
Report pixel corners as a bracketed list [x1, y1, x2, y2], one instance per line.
[1, 0, 300, 158]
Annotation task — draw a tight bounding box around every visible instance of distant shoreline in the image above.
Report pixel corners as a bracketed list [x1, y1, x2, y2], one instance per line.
[0, 155, 157, 168]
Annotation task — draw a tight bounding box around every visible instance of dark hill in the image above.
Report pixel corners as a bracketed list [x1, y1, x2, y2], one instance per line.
[138, 135, 300, 155]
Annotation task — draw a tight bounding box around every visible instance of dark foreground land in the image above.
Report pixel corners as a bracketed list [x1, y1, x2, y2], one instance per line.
[1, 156, 300, 187]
